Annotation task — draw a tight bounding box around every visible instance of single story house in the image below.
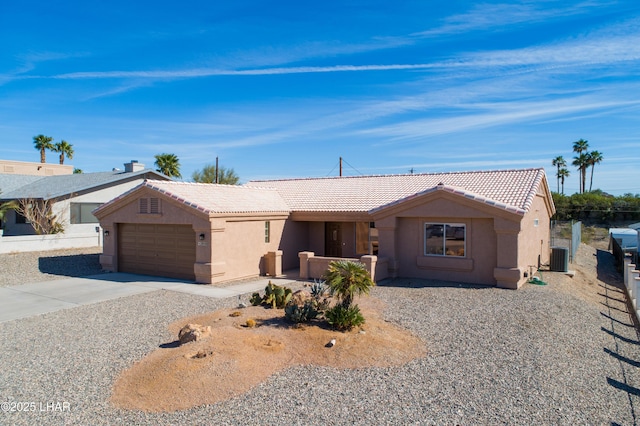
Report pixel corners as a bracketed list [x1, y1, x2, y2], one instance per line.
[94, 168, 555, 289]
[0, 161, 169, 238]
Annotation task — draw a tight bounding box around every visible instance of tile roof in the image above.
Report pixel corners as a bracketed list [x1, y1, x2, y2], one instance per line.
[0, 169, 167, 200]
[247, 168, 549, 215]
[100, 180, 291, 215]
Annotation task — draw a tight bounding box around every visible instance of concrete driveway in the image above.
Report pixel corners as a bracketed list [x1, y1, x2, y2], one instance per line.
[0, 273, 295, 323]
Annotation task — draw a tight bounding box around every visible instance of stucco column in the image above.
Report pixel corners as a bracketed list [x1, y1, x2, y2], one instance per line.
[624, 257, 635, 298]
[376, 217, 397, 278]
[635, 277, 640, 318]
[493, 218, 522, 289]
[193, 219, 227, 284]
[266, 250, 283, 277]
[299, 251, 314, 279]
[624, 256, 632, 285]
[99, 223, 116, 272]
[631, 268, 640, 310]
[360, 255, 378, 282]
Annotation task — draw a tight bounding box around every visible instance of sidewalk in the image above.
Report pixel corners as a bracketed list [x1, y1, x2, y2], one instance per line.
[0, 273, 299, 323]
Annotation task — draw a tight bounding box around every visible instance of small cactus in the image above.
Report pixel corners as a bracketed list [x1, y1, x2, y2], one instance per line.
[251, 281, 293, 309]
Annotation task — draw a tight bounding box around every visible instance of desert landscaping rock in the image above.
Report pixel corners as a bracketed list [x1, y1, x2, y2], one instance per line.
[178, 323, 212, 345]
[290, 289, 312, 306]
[1, 242, 640, 424]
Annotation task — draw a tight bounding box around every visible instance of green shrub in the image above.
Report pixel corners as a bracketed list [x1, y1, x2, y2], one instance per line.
[284, 302, 319, 323]
[324, 304, 365, 331]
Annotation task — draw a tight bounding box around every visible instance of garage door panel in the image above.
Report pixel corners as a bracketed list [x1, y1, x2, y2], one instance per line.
[118, 224, 196, 281]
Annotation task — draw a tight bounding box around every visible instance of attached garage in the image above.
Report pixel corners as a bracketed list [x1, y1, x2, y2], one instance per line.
[118, 223, 196, 280]
[94, 180, 291, 284]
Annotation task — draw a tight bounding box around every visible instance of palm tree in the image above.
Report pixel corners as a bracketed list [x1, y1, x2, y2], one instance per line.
[572, 138, 589, 154]
[587, 150, 603, 192]
[154, 153, 181, 178]
[53, 140, 74, 165]
[192, 164, 240, 184]
[572, 139, 589, 193]
[33, 135, 54, 163]
[558, 168, 570, 195]
[551, 156, 566, 193]
[572, 153, 589, 194]
[324, 260, 375, 308]
[0, 197, 18, 231]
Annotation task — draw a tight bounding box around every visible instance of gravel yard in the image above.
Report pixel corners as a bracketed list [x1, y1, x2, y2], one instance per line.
[1, 243, 640, 425]
[0, 247, 103, 287]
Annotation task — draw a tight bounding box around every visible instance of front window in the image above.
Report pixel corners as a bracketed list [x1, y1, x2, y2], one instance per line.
[70, 203, 102, 224]
[424, 223, 466, 257]
[265, 221, 270, 243]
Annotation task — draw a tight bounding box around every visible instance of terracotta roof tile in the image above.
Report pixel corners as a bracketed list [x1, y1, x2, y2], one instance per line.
[143, 181, 290, 214]
[247, 168, 549, 215]
[95, 180, 290, 215]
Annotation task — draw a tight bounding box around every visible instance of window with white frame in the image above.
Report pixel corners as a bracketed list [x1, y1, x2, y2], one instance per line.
[424, 223, 466, 257]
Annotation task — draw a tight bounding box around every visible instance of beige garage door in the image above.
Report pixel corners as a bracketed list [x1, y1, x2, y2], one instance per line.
[118, 223, 196, 281]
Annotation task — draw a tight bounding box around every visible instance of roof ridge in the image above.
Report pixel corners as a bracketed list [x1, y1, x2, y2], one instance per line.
[248, 167, 545, 183]
[149, 180, 280, 191]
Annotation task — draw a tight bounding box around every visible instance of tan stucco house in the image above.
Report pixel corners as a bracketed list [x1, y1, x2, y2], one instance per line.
[94, 168, 554, 289]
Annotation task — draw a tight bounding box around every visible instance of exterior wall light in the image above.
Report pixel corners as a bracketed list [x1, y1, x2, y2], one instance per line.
[104, 230, 110, 237]
[199, 233, 205, 241]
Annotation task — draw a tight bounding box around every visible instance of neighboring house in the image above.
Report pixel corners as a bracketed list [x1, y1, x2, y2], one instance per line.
[94, 168, 555, 289]
[0, 161, 170, 238]
[0, 159, 74, 176]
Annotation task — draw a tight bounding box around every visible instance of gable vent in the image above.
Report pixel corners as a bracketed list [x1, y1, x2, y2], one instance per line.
[139, 197, 161, 214]
[150, 197, 160, 214]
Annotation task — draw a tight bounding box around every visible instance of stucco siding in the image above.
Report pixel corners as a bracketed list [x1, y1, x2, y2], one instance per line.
[395, 217, 497, 285]
[308, 222, 325, 255]
[217, 219, 286, 280]
[279, 220, 309, 271]
[518, 192, 552, 275]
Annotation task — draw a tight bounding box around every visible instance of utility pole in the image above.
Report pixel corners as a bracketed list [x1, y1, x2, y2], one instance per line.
[215, 156, 219, 184]
[339, 156, 342, 177]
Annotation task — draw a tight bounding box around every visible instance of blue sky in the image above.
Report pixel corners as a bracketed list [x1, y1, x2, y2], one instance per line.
[1, 1, 639, 195]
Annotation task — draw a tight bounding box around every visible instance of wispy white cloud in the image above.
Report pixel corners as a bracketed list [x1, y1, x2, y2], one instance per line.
[31, 16, 638, 92]
[358, 97, 640, 142]
[49, 63, 437, 80]
[412, 1, 614, 37]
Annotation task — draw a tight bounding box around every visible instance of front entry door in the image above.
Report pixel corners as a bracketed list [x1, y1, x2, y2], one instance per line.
[325, 222, 342, 257]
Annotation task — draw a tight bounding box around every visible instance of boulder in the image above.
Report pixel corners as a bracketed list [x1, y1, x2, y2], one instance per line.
[289, 290, 312, 306]
[178, 323, 212, 345]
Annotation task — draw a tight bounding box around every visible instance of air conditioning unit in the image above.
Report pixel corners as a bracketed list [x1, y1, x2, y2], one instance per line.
[550, 247, 569, 272]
